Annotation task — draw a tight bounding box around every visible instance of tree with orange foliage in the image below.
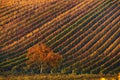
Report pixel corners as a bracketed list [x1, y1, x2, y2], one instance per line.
[45, 51, 62, 73]
[26, 43, 62, 73]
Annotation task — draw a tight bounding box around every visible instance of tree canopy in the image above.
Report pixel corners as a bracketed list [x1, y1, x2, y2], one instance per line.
[26, 43, 62, 73]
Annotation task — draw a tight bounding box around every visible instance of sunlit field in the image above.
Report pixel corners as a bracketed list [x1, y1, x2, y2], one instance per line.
[1, 0, 56, 6]
[0, 0, 120, 79]
[0, 74, 119, 80]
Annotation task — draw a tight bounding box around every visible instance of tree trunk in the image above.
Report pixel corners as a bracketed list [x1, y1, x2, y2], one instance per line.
[40, 63, 43, 73]
[51, 69, 53, 74]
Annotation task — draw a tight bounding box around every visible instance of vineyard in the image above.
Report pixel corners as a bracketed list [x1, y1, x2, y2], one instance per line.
[0, 0, 120, 74]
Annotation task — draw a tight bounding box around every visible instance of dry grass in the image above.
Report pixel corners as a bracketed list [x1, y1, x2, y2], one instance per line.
[0, 74, 118, 80]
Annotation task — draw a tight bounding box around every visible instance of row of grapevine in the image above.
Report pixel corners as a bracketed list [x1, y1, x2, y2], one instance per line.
[0, 0, 92, 59]
[0, 0, 119, 74]
[1, 0, 81, 48]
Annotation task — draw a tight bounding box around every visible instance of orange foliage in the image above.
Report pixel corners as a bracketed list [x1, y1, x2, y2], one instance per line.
[45, 51, 62, 67]
[26, 43, 62, 72]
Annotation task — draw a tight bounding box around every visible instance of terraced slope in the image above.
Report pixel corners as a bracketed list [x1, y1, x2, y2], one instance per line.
[0, 0, 120, 74]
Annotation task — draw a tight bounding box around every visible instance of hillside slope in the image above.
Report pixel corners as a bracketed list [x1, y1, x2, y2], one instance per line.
[0, 0, 120, 74]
